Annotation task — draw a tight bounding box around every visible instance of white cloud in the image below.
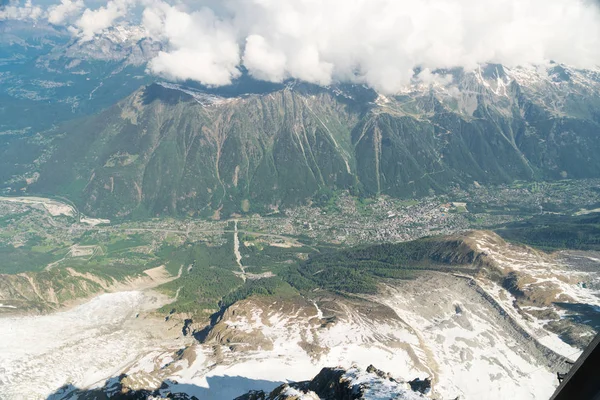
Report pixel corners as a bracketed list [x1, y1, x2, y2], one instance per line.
[242, 34, 287, 82]
[47, 0, 83, 25]
[144, 3, 241, 86]
[74, 0, 136, 41]
[4, 0, 600, 92]
[0, 0, 43, 21]
[417, 68, 454, 86]
[138, 0, 600, 92]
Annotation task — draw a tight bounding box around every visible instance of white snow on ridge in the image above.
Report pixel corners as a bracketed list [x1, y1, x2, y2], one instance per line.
[1, 237, 594, 400]
[157, 82, 239, 106]
[378, 274, 560, 400]
[0, 291, 180, 400]
[472, 232, 600, 359]
[0, 285, 567, 400]
[102, 25, 147, 44]
[279, 386, 320, 400]
[342, 367, 425, 400]
[148, 273, 561, 400]
[145, 297, 429, 399]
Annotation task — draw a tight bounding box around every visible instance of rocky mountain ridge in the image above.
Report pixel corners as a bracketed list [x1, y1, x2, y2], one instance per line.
[7, 61, 599, 219]
[48, 365, 428, 400]
[4, 230, 598, 400]
[3, 22, 600, 221]
[0, 265, 176, 314]
[235, 365, 429, 400]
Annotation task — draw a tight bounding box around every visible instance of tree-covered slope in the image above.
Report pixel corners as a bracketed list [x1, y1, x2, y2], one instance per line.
[30, 83, 358, 218]
[7, 64, 600, 219]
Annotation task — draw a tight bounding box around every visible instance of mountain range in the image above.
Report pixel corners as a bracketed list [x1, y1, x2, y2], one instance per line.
[1, 11, 600, 400]
[3, 62, 599, 219]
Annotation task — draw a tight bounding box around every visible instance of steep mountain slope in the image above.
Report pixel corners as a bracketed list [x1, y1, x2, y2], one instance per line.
[30, 83, 361, 218]
[9, 64, 600, 218]
[2, 229, 598, 400]
[0, 21, 156, 138]
[0, 265, 176, 314]
[45, 365, 427, 400]
[236, 365, 428, 400]
[288, 229, 600, 349]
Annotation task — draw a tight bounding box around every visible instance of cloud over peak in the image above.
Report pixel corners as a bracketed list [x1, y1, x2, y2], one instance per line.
[144, 5, 242, 85]
[140, 0, 600, 93]
[75, 0, 136, 40]
[47, 0, 83, 25]
[3, 0, 600, 93]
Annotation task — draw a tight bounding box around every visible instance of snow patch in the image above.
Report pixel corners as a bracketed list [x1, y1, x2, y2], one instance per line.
[0, 291, 180, 399]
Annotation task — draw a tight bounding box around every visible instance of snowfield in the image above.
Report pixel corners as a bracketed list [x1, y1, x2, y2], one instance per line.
[0, 291, 182, 399]
[1, 231, 598, 400]
[379, 278, 558, 400]
[0, 282, 578, 400]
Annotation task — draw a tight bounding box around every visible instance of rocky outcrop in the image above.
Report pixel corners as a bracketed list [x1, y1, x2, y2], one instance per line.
[49, 365, 426, 400]
[235, 365, 427, 400]
[466, 230, 600, 349]
[0, 269, 107, 314]
[198, 296, 321, 352]
[407, 377, 432, 395]
[49, 375, 199, 400]
[0, 265, 175, 315]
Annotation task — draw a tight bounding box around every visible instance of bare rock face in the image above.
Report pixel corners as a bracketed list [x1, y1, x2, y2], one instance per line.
[467, 230, 600, 348]
[407, 377, 432, 395]
[235, 365, 428, 400]
[50, 374, 200, 400]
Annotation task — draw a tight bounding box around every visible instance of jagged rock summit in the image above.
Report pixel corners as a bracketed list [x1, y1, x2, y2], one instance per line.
[48, 365, 428, 400]
[235, 365, 429, 400]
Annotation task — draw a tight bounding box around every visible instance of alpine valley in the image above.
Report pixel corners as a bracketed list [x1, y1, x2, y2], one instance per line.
[0, 20, 599, 400]
[7, 61, 600, 218]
